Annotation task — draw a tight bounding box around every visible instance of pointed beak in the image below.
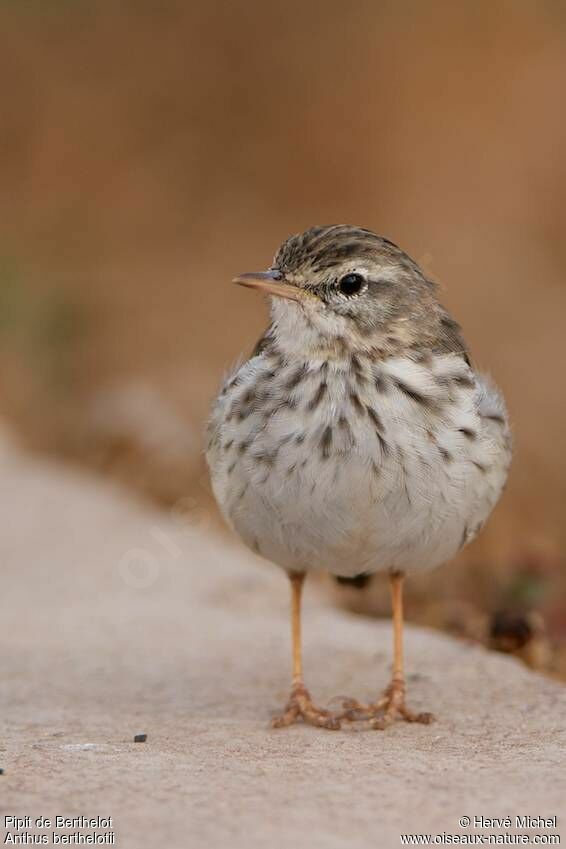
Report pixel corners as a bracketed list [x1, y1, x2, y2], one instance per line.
[232, 270, 304, 302]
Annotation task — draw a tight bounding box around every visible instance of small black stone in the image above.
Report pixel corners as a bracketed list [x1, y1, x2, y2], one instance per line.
[0, 768, 4, 775]
[134, 733, 147, 743]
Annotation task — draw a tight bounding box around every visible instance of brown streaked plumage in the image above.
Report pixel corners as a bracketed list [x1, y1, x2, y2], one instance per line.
[207, 225, 511, 731]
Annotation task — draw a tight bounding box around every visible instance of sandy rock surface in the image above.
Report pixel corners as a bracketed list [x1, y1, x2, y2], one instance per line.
[1, 433, 565, 848]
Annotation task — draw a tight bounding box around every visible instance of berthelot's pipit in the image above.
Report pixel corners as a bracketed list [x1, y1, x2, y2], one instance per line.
[207, 225, 511, 730]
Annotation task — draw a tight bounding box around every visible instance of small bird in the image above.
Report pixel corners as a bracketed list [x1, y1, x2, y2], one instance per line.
[207, 225, 511, 730]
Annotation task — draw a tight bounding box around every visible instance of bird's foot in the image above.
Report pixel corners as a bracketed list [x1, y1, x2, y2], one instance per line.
[271, 684, 341, 730]
[338, 679, 434, 730]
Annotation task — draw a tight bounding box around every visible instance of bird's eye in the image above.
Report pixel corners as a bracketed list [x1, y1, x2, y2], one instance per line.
[338, 273, 366, 296]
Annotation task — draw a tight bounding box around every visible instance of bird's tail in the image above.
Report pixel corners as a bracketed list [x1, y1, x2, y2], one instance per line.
[334, 573, 373, 589]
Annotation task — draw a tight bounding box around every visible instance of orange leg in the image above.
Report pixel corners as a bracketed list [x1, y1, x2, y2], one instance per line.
[271, 572, 341, 730]
[340, 571, 434, 729]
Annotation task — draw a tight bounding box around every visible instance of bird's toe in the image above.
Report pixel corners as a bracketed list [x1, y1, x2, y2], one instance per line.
[271, 685, 342, 731]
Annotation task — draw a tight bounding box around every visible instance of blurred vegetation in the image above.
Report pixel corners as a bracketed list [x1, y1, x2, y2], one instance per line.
[0, 260, 88, 441]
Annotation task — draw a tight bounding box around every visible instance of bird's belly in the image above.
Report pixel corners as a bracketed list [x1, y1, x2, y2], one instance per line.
[213, 416, 503, 577]
[226, 458, 447, 575]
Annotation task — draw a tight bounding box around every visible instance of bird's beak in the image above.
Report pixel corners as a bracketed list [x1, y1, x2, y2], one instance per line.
[232, 270, 304, 302]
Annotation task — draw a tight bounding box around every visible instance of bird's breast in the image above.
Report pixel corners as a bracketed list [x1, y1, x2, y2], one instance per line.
[207, 349, 510, 575]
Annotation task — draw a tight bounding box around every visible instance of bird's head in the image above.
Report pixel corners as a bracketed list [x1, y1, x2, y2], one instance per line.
[234, 225, 452, 360]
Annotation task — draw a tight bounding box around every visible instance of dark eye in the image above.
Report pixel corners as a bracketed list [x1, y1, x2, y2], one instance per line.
[338, 273, 365, 296]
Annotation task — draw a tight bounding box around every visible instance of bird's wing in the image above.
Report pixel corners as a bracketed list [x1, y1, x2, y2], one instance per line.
[249, 323, 275, 358]
[206, 325, 273, 466]
[432, 307, 472, 367]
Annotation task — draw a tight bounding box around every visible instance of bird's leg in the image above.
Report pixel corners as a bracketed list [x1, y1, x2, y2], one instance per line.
[271, 571, 341, 730]
[340, 571, 434, 729]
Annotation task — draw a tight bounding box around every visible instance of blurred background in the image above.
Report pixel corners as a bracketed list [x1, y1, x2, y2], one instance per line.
[1, 1, 565, 676]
